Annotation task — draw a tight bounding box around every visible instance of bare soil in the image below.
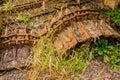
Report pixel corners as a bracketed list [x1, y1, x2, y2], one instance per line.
[83, 57, 120, 80]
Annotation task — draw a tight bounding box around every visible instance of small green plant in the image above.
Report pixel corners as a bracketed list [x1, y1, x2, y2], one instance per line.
[106, 9, 120, 26]
[3, 2, 13, 11]
[18, 15, 30, 23]
[93, 38, 120, 70]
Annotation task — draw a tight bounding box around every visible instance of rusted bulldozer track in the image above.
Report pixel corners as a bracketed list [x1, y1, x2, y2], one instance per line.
[0, 0, 120, 79]
[2, 0, 102, 26]
[48, 10, 115, 33]
[0, 9, 120, 50]
[1, 0, 97, 13]
[1, 9, 120, 72]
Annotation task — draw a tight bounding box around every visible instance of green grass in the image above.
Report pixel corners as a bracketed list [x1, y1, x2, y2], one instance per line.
[106, 9, 120, 26]
[18, 15, 30, 23]
[3, 2, 13, 11]
[93, 38, 120, 70]
[29, 37, 90, 80]
[28, 35, 120, 80]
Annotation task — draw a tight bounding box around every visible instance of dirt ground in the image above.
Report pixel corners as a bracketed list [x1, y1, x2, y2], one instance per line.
[82, 57, 120, 80]
[36, 57, 120, 80]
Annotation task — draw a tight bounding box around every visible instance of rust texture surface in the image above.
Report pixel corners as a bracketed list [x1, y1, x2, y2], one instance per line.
[0, 45, 31, 70]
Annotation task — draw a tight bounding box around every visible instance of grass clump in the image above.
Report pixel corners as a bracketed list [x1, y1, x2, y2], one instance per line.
[29, 37, 89, 80]
[93, 38, 120, 70]
[18, 14, 30, 23]
[28, 36, 120, 79]
[3, 2, 13, 11]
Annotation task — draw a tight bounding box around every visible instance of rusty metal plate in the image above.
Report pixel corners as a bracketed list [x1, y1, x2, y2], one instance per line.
[0, 69, 28, 80]
[0, 45, 31, 70]
[71, 22, 91, 42]
[54, 27, 78, 51]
